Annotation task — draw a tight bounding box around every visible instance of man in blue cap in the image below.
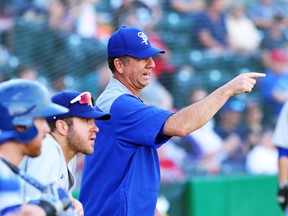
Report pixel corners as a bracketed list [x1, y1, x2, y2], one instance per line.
[0, 79, 69, 216]
[20, 90, 110, 216]
[79, 25, 266, 216]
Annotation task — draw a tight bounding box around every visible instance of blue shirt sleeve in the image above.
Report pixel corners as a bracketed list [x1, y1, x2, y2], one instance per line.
[111, 94, 174, 148]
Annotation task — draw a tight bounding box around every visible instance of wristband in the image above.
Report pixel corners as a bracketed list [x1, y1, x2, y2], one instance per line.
[29, 199, 57, 216]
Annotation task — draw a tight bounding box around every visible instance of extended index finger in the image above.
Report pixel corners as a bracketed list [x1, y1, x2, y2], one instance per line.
[245, 72, 266, 78]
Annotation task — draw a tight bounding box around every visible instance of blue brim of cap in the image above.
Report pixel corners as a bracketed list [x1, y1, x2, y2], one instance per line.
[46, 106, 111, 122]
[35, 103, 69, 119]
[128, 46, 165, 59]
[73, 109, 111, 120]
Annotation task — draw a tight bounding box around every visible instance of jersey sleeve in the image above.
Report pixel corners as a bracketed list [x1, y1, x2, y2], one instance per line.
[111, 94, 174, 148]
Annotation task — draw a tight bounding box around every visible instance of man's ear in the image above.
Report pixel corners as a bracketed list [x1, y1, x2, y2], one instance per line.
[14, 125, 27, 131]
[114, 58, 124, 74]
[55, 119, 69, 136]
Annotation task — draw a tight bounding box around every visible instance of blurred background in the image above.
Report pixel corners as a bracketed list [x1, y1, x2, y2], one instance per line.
[1, 0, 288, 215]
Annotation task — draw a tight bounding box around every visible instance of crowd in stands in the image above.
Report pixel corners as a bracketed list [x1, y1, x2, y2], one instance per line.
[1, 0, 288, 185]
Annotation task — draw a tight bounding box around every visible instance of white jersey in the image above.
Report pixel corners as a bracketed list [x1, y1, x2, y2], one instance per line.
[0, 159, 23, 213]
[19, 133, 77, 201]
[273, 101, 288, 148]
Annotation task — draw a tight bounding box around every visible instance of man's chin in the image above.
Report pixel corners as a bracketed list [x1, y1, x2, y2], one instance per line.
[28, 150, 41, 158]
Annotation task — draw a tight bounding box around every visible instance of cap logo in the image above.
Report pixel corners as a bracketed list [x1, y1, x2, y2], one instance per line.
[138, 32, 148, 45]
[12, 105, 36, 118]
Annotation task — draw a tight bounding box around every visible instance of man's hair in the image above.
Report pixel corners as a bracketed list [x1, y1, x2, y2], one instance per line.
[108, 56, 129, 73]
[49, 117, 74, 132]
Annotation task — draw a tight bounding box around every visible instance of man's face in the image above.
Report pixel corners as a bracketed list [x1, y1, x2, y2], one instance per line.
[66, 117, 99, 155]
[119, 56, 156, 94]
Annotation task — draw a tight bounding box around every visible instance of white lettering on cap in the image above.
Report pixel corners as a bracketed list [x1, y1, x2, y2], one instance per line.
[138, 32, 148, 45]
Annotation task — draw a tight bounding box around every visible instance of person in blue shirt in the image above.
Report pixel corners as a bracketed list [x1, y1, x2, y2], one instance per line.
[193, 0, 229, 52]
[0, 79, 69, 216]
[247, 0, 288, 32]
[258, 48, 288, 125]
[79, 25, 266, 216]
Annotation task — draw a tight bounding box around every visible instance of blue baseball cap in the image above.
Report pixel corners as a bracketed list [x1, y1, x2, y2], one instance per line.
[107, 25, 165, 58]
[46, 91, 110, 122]
[0, 79, 69, 143]
[221, 99, 245, 114]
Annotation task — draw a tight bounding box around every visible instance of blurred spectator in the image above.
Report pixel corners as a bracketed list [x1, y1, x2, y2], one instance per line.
[245, 129, 278, 174]
[12, 62, 52, 88]
[110, 0, 161, 29]
[0, 0, 15, 50]
[214, 98, 246, 171]
[260, 14, 288, 67]
[112, 0, 150, 28]
[0, 0, 15, 77]
[110, 0, 161, 11]
[13, 63, 39, 80]
[48, 0, 77, 36]
[173, 64, 207, 109]
[75, 0, 101, 39]
[50, 74, 77, 94]
[240, 100, 267, 153]
[258, 48, 288, 124]
[75, 0, 113, 41]
[193, 0, 231, 54]
[10, 0, 48, 18]
[168, 0, 205, 16]
[260, 14, 288, 52]
[0, 45, 13, 82]
[78, 62, 111, 98]
[247, 0, 288, 32]
[226, 2, 262, 56]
